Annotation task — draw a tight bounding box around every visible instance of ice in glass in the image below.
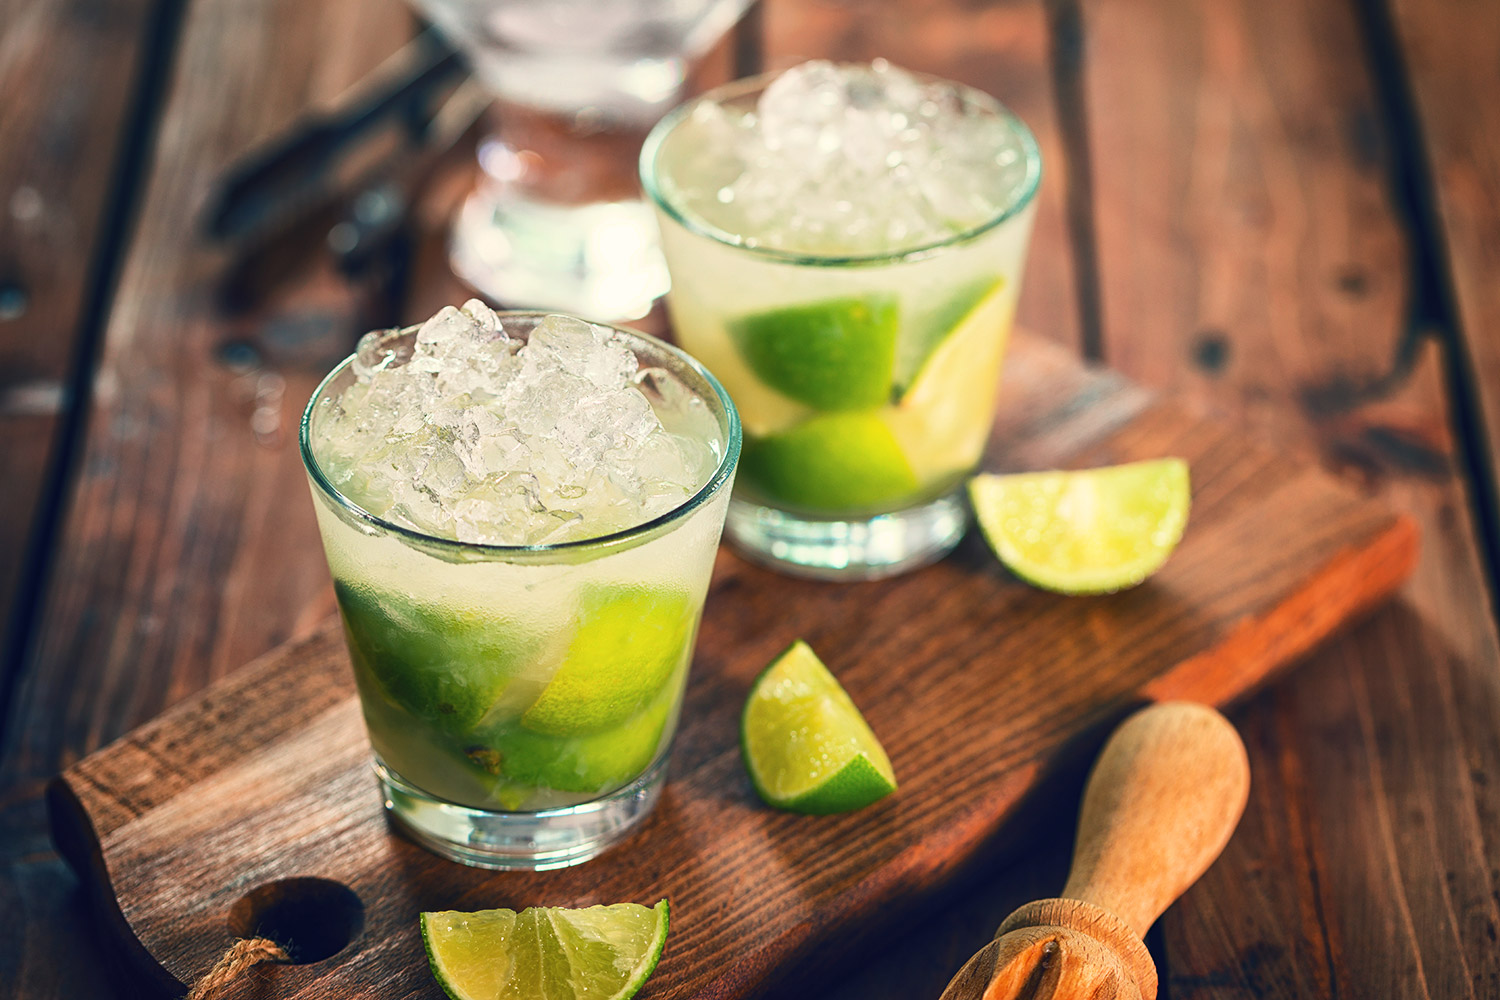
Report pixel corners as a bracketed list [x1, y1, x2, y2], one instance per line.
[301, 303, 739, 869]
[642, 61, 1040, 578]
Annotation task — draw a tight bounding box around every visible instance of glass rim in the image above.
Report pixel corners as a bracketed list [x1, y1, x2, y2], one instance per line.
[299, 312, 743, 560]
[639, 66, 1044, 267]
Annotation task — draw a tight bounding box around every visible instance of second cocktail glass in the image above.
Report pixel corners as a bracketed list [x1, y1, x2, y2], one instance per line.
[642, 62, 1040, 578]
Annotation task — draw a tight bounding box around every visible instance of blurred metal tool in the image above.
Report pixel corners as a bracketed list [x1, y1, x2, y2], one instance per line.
[204, 28, 466, 248]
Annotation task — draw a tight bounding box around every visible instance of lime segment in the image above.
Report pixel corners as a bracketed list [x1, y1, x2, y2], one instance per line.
[729, 295, 899, 410]
[887, 280, 1013, 484]
[740, 411, 919, 513]
[895, 277, 1007, 391]
[741, 641, 897, 814]
[335, 581, 531, 735]
[484, 686, 676, 795]
[968, 459, 1191, 594]
[521, 585, 695, 736]
[422, 900, 669, 1000]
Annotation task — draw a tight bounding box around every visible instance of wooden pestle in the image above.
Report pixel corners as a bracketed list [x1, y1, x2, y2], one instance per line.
[939, 701, 1251, 1000]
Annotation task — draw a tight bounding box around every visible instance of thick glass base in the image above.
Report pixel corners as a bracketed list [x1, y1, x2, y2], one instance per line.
[725, 491, 968, 580]
[376, 754, 667, 871]
[449, 185, 670, 322]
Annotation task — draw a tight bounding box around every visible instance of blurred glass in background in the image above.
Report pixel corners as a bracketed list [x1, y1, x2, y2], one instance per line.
[412, 0, 757, 320]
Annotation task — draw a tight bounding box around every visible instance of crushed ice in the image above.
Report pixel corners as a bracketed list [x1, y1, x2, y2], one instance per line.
[671, 59, 1032, 255]
[314, 301, 717, 546]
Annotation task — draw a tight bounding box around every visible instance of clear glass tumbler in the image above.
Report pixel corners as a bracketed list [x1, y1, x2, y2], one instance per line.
[411, 0, 756, 320]
[301, 314, 740, 869]
[641, 71, 1041, 579]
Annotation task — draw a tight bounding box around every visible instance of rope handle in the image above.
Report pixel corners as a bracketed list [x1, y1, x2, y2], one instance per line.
[185, 937, 290, 1000]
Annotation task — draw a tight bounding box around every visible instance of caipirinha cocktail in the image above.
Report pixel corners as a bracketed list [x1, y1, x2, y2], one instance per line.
[301, 303, 739, 868]
[643, 61, 1040, 578]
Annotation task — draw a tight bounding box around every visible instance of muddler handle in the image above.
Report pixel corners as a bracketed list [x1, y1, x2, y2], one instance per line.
[1058, 701, 1251, 937]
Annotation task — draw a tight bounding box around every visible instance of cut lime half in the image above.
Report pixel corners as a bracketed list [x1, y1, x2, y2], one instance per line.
[741, 641, 896, 814]
[728, 295, 899, 410]
[740, 411, 919, 514]
[422, 899, 669, 1000]
[521, 585, 695, 736]
[968, 459, 1190, 594]
[887, 279, 1013, 484]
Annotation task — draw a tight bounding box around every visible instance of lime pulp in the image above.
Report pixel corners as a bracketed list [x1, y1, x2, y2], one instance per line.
[968, 458, 1191, 594]
[422, 900, 669, 1000]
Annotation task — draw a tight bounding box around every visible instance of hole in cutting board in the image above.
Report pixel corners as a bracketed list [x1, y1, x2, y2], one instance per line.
[228, 877, 364, 964]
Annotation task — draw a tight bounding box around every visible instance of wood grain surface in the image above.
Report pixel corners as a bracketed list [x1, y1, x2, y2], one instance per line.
[6, 0, 1500, 998]
[50, 330, 1416, 1000]
[1076, 0, 1500, 997]
[0, 2, 415, 998]
[0, 0, 155, 674]
[1386, 0, 1500, 482]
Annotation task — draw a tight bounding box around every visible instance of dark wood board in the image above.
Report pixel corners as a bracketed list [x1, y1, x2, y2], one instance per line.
[48, 331, 1417, 1000]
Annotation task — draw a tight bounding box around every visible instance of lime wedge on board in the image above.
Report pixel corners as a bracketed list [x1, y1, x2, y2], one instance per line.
[968, 459, 1190, 594]
[422, 900, 669, 1000]
[741, 641, 897, 814]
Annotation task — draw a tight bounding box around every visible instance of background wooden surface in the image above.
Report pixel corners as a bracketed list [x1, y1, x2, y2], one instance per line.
[2, 0, 1498, 998]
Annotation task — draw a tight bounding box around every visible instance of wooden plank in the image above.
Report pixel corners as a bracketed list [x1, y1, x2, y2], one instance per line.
[1386, 0, 1500, 512]
[0, 0, 154, 671]
[48, 330, 1416, 999]
[0, 1, 416, 998]
[1075, 0, 1500, 996]
[0, 4, 160, 997]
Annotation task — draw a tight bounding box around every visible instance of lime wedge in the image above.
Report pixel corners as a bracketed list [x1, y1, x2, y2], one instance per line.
[887, 280, 1013, 484]
[741, 641, 897, 814]
[335, 580, 531, 734]
[968, 459, 1190, 594]
[728, 295, 899, 410]
[740, 411, 919, 514]
[895, 277, 1007, 390]
[422, 900, 669, 1000]
[521, 585, 695, 736]
[483, 686, 677, 795]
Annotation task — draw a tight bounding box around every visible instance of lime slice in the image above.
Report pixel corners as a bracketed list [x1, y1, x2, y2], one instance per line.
[728, 295, 899, 410]
[422, 899, 669, 1000]
[887, 280, 1014, 485]
[335, 581, 531, 734]
[521, 585, 695, 736]
[482, 686, 677, 795]
[894, 277, 1007, 390]
[740, 411, 919, 514]
[968, 459, 1190, 594]
[741, 641, 897, 814]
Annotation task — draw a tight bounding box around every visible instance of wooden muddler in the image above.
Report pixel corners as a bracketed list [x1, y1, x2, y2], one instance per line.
[939, 701, 1251, 1000]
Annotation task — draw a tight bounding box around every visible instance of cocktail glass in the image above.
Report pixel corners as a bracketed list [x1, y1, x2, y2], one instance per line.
[410, 0, 757, 320]
[300, 313, 740, 869]
[641, 68, 1041, 579]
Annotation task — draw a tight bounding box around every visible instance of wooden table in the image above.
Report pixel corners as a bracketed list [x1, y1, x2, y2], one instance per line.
[3, 0, 1497, 997]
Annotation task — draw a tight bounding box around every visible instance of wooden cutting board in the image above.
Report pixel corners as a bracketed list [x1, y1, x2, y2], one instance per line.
[48, 332, 1417, 1000]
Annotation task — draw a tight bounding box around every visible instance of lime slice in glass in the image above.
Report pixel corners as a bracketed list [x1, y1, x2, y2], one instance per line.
[728, 295, 899, 410]
[740, 411, 919, 513]
[741, 641, 897, 814]
[334, 581, 532, 735]
[888, 279, 1013, 483]
[422, 900, 669, 1000]
[968, 459, 1190, 594]
[521, 585, 694, 736]
[894, 276, 1007, 391]
[484, 687, 676, 795]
